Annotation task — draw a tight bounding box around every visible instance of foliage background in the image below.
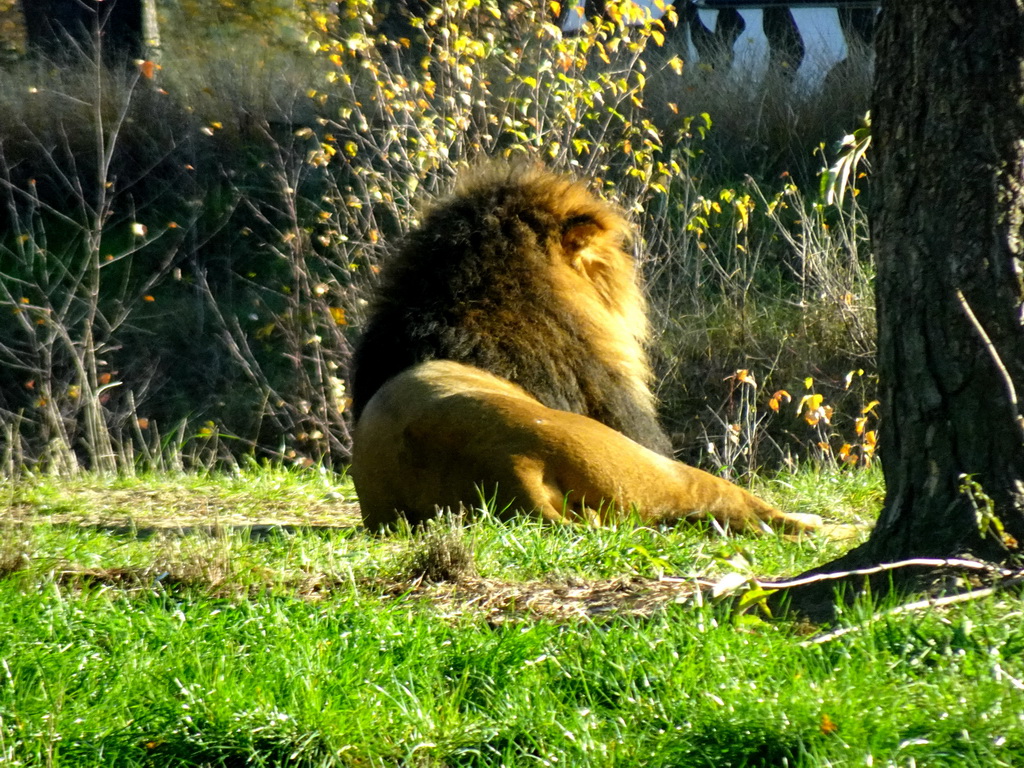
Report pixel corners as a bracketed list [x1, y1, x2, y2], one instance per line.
[0, 0, 874, 475]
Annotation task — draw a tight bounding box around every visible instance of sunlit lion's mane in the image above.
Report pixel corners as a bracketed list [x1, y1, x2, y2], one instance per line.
[350, 163, 671, 456]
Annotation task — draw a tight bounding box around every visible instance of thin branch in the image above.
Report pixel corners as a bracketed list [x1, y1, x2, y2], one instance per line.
[757, 556, 1014, 590]
[956, 289, 1024, 442]
[801, 571, 1024, 647]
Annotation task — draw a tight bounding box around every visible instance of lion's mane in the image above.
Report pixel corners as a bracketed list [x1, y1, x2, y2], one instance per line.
[350, 164, 672, 456]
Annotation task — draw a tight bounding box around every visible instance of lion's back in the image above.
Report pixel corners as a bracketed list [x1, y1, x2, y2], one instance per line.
[350, 164, 672, 456]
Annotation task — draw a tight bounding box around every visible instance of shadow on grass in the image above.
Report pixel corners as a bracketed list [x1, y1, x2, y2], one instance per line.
[663, 721, 808, 768]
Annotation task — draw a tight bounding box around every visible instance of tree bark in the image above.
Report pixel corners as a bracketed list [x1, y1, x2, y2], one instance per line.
[21, 0, 153, 66]
[763, 7, 804, 78]
[836, 0, 1024, 570]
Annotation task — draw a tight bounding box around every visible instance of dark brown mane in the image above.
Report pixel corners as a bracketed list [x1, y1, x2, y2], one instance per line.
[350, 164, 671, 456]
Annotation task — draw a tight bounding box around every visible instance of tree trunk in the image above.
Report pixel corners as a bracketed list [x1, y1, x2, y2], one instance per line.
[774, 0, 1024, 620]
[861, 0, 1024, 563]
[21, 0, 153, 66]
[763, 7, 804, 79]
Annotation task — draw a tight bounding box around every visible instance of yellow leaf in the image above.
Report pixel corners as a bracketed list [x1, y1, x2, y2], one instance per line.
[820, 713, 839, 735]
[799, 393, 823, 412]
[735, 369, 756, 387]
[804, 376, 814, 389]
[138, 60, 159, 79]
[798, 393, 826, 425]
[768, 389, 790, 413]
[734, 199, 749, 233]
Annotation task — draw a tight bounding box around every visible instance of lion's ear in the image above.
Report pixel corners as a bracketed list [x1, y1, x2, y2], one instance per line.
[562, 218, 606, 279]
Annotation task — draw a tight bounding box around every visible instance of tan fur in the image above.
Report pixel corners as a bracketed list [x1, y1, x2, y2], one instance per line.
[350, 164, 672, 456]
[547, 210, 655, 413]
[352, 361, 822, 534]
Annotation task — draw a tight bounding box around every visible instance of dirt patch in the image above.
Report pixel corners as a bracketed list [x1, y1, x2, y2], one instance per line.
[382, 574, 713, 623]
[3, 556, 708, 623]
[4, 484, 362, 535]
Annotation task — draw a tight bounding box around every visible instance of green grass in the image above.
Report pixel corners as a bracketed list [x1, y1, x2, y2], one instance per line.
[2, 467, 1023, 767]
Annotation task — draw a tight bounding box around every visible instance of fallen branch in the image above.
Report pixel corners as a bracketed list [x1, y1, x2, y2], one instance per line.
[800, 571, 1024, 646]
[656, 556, 1012, 590]
[757, 556, 1014, 590]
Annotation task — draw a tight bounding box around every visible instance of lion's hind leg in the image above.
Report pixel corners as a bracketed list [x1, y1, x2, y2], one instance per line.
[651, 462, 822, 534]
[528, 413, 824, 534]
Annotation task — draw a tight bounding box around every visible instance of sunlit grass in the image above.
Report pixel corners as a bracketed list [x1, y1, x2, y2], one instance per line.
[2, 467, 1022, 766]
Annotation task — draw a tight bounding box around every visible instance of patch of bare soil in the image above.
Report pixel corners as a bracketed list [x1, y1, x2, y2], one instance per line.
[383, 574, 710, 623]
[11, 560, 709, 623]
[5, 485, 362, 535]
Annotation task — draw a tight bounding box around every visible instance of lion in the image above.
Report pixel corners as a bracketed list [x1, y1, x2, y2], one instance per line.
[350, 164, 820, 534]
[352, 360, 822, 533]
[351, 163, 672, 456]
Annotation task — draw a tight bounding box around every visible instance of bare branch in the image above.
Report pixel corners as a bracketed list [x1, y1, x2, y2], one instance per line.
[956, 289, 1024, 442]
[801, 571, 1024, 647]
